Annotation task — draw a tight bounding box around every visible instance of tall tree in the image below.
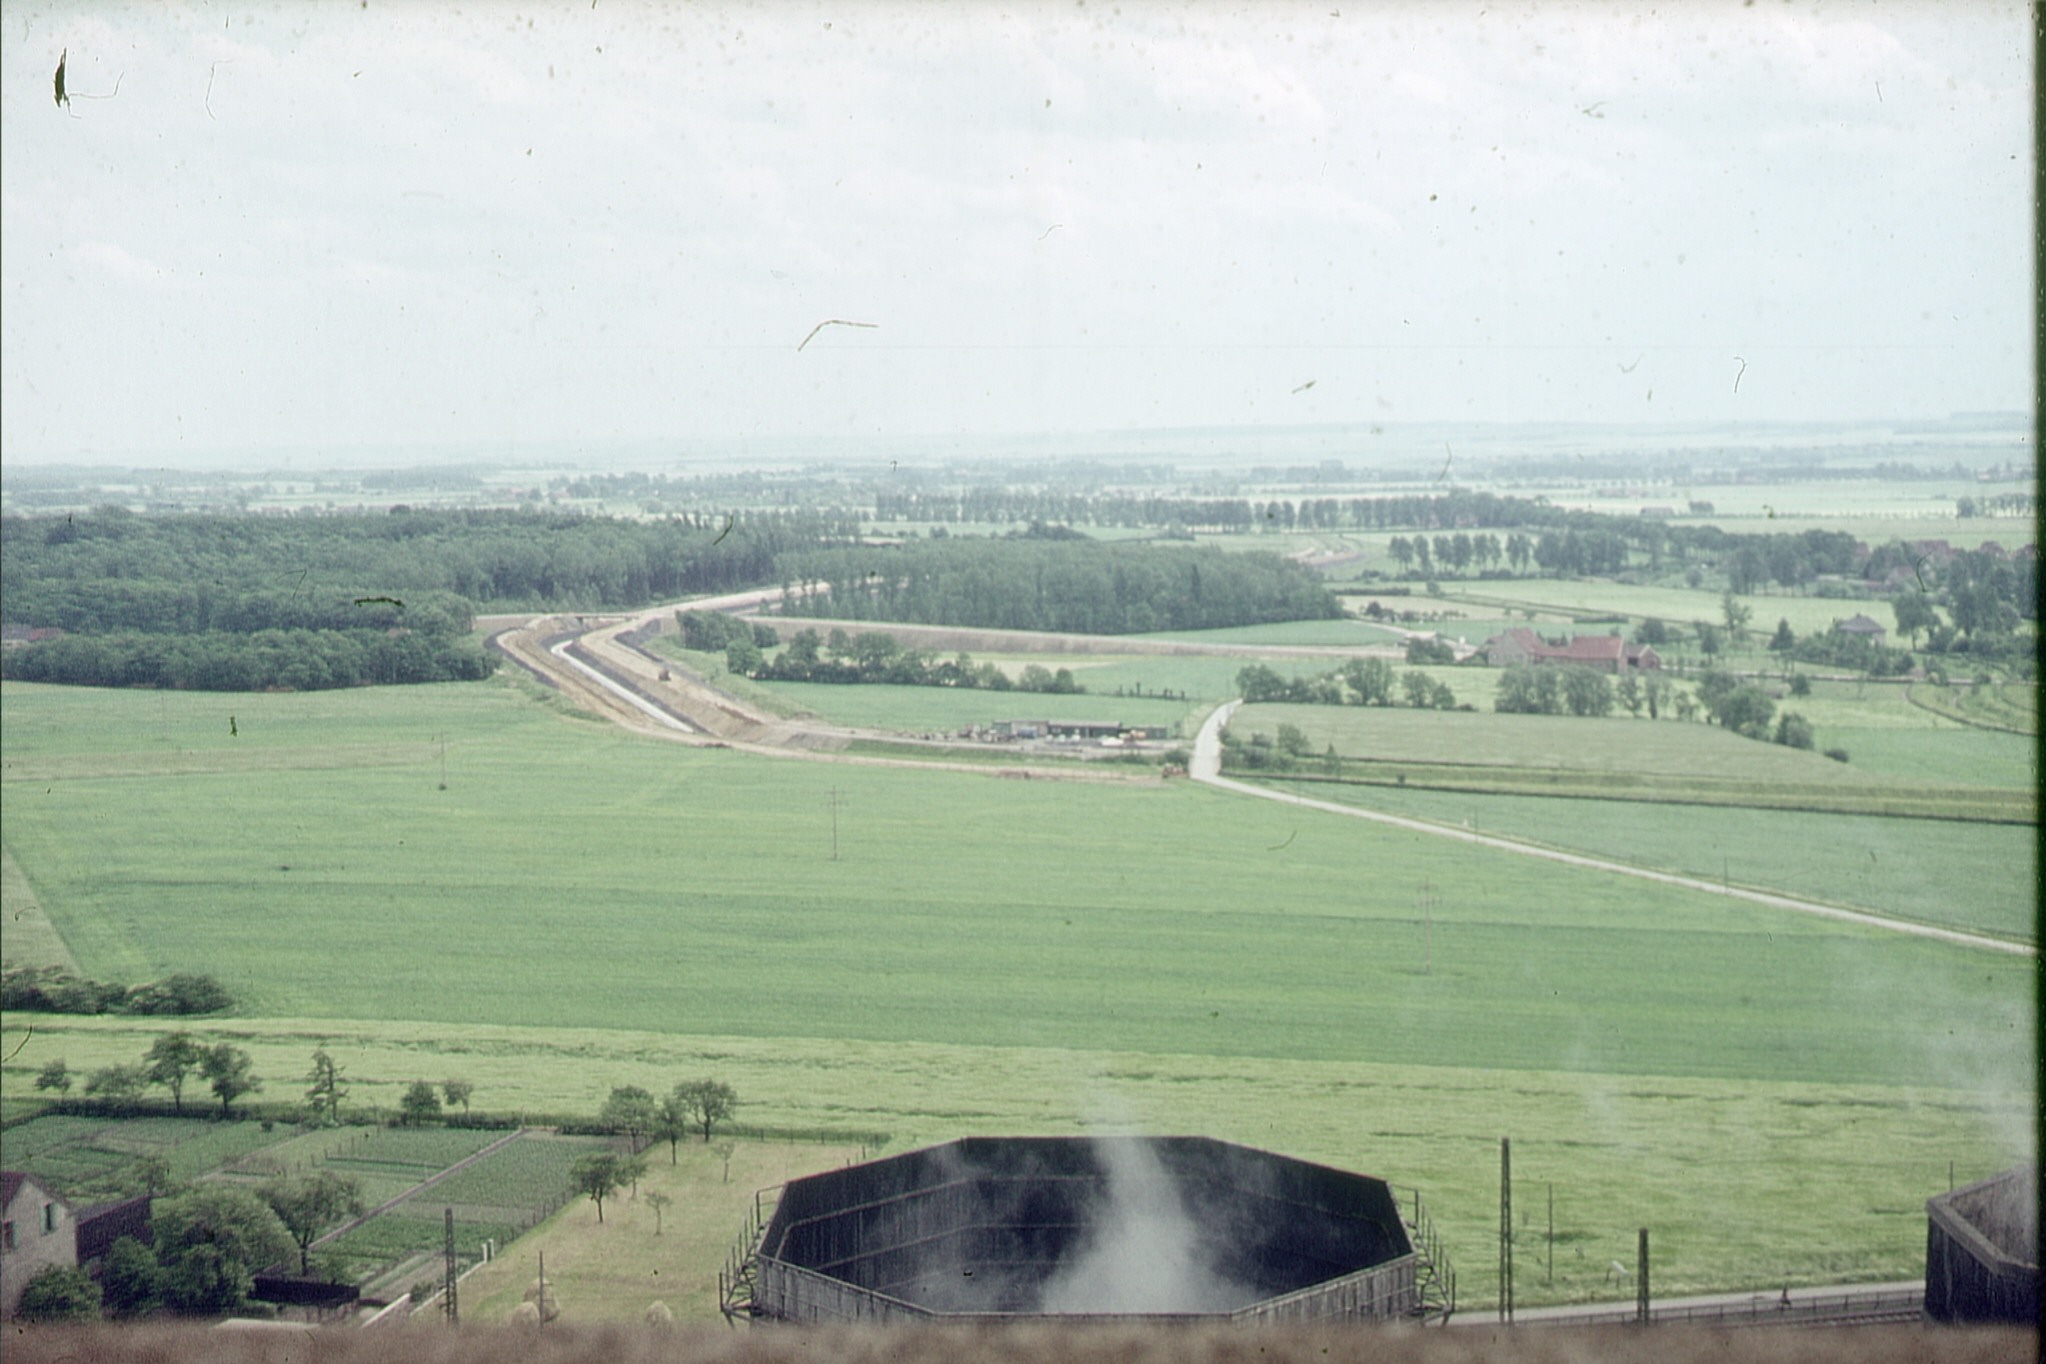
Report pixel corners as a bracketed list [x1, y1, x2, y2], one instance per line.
[600, 1085, 659, 1153]
[1892, 591, 1939, 650]
[262, 1171, 364, 1275]
[570, 1152, 627, 1223]
[305, 1048, 348, 1126]
[443, 1077, 475, 1117]
[1720, 590, 1753, 642]
[654, 1092, 691, 1164]
[673, 1079, 738, 1142]
[144, 1032, 207, 1114]
[201, 1043, 261, 1118]
[399, 1080, 443, 1126]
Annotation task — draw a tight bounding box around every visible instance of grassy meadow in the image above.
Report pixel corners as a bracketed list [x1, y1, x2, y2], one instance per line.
[0, 676, 2034, 1313]
[1232, 689, 2035, 942]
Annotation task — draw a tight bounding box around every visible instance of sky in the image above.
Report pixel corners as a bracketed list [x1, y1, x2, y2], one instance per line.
[0, 0, 2033, 466]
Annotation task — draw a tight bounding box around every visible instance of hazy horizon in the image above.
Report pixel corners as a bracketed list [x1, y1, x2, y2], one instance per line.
[2, 1, 2031, 467]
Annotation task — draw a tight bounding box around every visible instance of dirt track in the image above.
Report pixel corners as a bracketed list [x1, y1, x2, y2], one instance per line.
[488, 600, 1172, 785]
[491, 582, 1426, 760]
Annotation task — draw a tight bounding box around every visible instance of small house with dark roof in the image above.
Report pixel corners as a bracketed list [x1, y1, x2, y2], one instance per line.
[2, 1172, 76, 1318]
[1831, 613, 1887, 644]
[0, 1173, 151, 1317]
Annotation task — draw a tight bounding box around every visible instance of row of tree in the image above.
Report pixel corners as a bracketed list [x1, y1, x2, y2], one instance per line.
[734, 626, 1082, 694]
[773, 533, 1342, 635]
[5, 506, 849, 620]
[36, 1033, 262, 1118]
[0, 627, 495, 691]
[1234, 658, 1458, 711]
[2, 967, 232, 1016]
[871, 489, 2035, 629]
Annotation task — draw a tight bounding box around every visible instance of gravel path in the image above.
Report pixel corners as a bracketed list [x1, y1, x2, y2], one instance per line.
[1189, 701, 2032, 957]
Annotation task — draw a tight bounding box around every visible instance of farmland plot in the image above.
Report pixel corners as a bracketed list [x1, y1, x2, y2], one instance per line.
[1, 678, 2033, 1311]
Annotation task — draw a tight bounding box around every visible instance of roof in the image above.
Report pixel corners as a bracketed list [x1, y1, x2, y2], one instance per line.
[1558, 635, 1627, 663]
[1835, 613, 1886, 633]
[75, 1196, 152, 1260]
[1, 1170, 58, 1209]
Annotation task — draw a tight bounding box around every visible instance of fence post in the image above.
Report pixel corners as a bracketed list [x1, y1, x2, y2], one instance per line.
[1636, 1228, 1650, 1325]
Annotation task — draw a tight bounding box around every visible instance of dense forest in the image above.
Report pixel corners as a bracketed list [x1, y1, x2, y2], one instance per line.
[772, 532, 1342, 634]
[0, 506, 851, 691]
[2, 505, 850, 621]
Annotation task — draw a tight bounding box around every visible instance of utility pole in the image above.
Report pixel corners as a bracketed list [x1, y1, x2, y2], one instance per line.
[826, 787, 844, 861]
[443, 1207, 458, 1325]
[1498, 1137, 1513, 1324]
[1546, 1182, 1554, 1284]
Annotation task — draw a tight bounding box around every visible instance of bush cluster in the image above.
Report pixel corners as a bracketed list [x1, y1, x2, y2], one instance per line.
[2, 966, 232, 1016]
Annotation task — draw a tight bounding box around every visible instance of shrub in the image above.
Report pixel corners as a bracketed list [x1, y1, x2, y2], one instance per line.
[15, 1264, 101, 1322]
[124, 973, 235, 1015]
[1823, 748, 1850, 763]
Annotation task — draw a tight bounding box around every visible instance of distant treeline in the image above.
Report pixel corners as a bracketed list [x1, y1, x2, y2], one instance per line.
[3, 505, 852, 619]
[0, 506, 853, 691]
[774, 532, 1341, 634]
[2, 628, 494, 691]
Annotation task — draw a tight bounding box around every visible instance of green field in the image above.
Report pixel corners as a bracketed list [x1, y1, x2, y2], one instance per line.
[1425, 581, 1901, 638]
[0, 1114, 295, 1202]
[0, 677, 2033, 1310]
[1133, 619, 1406, 647]
[1231, 697, 2033, 941]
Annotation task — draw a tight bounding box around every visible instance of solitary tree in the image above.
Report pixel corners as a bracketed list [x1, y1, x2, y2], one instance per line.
[305, 1048, 348, 1126]
[1893, 591, 1939, 650]
[653, 1092, 691, 1165]
[443, 1077, 475, 1117]
[1642, 672, 1668, 719]
[1720, 590, 1752, 643]
[262, 1171, 364, 1275]
[645, 1190, 673, 1235]
[400, 1080, 443, 1126]
[570, 1152, 628, 1222]
[34, 1058, 73, 1095]
[674, 1079, 738, 1142]
[600, 1085, 659, 1153]
[1767, 618, 1796, 652]
[1773, 712, 1816, 750]
[201, 1043, 261, 1118]
[144, 1032, 207, 1114]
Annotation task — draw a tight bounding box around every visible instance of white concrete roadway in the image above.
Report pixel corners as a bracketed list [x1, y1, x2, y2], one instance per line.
[1189, 700, 2034, 958]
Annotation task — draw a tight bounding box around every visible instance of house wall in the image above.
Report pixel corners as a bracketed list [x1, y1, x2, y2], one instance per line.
[2, 1178, 78, 1318]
